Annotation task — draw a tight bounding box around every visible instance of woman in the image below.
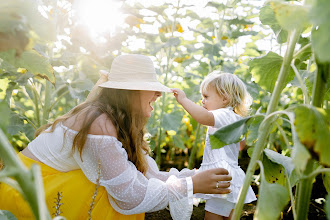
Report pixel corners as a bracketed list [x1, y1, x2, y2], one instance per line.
[0, 54, 232, 220]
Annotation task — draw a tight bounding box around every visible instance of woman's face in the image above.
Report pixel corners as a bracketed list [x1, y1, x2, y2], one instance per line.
[138, 90, 162, 117]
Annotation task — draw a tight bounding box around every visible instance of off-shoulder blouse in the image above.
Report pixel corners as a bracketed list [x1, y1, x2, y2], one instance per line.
[28, 123, 195, 220]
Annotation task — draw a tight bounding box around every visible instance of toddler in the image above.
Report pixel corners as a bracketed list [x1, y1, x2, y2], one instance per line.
[172, 72, 256, 219]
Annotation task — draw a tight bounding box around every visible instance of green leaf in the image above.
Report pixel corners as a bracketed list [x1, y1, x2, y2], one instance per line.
[162, 112, 183, 132]
[249, 52, 295, 92]
[246, 116, 263, 146]
[173, 135, 185, 150]
[310, 0, 330, 62]
[210, 116, 253, 150]
[270, 1, 310, 31]
[262, 151, 286, 186]
[323, 172, 330, 193]
[259, 4, 288, 43]
[291, 105, 330, 167]
[7, 113, 24, 136]
[205, 2, 226, 11]
[0, 210, 18, 220]
[0, 49, 55, 84]
[0, 101, 10, 130]
[255, 161, 290, 220]
[264, 149, 294, 177]
[164, 38, 181, 48]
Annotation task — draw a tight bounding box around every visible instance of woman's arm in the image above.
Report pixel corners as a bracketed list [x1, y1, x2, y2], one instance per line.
[172, 88, 214, 126]
[74, 137, 230, 219]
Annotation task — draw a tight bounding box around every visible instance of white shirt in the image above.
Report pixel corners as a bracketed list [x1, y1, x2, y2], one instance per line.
[28, 123, 195, 220]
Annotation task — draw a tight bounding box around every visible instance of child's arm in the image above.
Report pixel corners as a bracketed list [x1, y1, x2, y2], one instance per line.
[172, 88, 214, 126]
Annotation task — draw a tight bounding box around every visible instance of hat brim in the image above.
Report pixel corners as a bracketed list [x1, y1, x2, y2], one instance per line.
[99, 81, 171, 93]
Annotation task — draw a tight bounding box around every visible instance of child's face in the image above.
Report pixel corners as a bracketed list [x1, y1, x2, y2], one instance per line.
[201, 86, 228, 111]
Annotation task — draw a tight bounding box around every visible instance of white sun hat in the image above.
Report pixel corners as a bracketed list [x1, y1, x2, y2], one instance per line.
[99, 54, 171, 92]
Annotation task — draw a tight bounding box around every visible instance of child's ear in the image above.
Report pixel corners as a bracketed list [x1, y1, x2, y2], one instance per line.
[223, 96, 230, 105]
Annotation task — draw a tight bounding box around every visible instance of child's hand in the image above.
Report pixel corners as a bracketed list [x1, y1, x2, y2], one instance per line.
[171, 88, 186, 104]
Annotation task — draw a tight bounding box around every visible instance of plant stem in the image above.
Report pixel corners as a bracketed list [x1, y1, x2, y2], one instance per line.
[188, 123, 201, 169]
[275, 122, 291, 148]
[232, 29, 301, 219]
[31, 84, 41, 128]
[291, 62, 310, 104]
[286, 172, 297, 220]
[42, 80, 52, 125]
[293, 43, 311, 59]
[312, 60, 330, 107]
[296, 160, 315, 220]
[155, 47, 172, 166]
[49, 90, 69, 112]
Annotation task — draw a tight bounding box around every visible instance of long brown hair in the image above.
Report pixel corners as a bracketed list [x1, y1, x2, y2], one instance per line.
[35, 88, 150, 174]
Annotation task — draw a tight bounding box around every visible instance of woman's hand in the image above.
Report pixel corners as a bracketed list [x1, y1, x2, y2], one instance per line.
[191, 168, 232, 194]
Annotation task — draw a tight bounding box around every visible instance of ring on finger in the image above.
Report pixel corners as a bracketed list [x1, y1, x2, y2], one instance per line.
[216, 181, 220, 189]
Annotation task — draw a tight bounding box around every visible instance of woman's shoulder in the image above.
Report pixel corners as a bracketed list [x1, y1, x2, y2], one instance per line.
[89, 114, 117, 137]
[63, 110, 117, 138]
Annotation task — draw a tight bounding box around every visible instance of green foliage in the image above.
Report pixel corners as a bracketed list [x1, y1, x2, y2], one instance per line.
[254, 161, 290, 220]
[0, 0, 329, 218]
[209, 116, 262, 149]
[270, 1, 310, 32]
[0, 50, 55, 84]
[326, 194, 330, 220]
[249, 52, 294, 92]
[309, 0, 330, 62]
[0, 210, 18, 220]
[291, 105, 330, 166]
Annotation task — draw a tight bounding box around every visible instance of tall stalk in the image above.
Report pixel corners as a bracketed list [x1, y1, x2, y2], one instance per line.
[188, 123, 201, 169]
[295, 160, 315, 220]
[232, 28, 301, 219]
[42, 80, 52, 126]
[312, 60, 329, 107]
[155, 47, 172, 166]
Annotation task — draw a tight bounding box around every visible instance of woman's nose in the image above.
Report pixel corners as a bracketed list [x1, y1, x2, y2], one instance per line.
[155, 91, 162, 98]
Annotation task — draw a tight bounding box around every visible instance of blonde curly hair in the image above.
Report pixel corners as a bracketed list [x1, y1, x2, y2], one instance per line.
[200, 71, 252, 117]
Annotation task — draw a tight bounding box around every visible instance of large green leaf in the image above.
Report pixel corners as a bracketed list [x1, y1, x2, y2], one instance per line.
[291, 105, 330, 167]
[7, 113, 24, 136]
[264, 149, 294, 177]
[262, 151, 286, 186]
[246, 116, 263, 146]
[259, 4, 288, 43]
[310, 0, 330, 63]
[249, 52, 295, 92]
[162, 112, 183, 132]
[270, 1, 310, 32]
[0, 49, 55, 84]
[209, 116, 253, 149]
[255, 161, 290, 220]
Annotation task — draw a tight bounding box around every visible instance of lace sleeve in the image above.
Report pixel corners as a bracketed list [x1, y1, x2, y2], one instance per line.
[145, 155, 197, 181]
[73, 136, 193, 220]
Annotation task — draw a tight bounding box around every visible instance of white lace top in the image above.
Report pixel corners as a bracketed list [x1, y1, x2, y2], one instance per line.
[28, 123, 195, 220]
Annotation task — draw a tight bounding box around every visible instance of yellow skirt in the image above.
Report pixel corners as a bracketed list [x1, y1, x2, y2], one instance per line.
[0, 153, 145, 220]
